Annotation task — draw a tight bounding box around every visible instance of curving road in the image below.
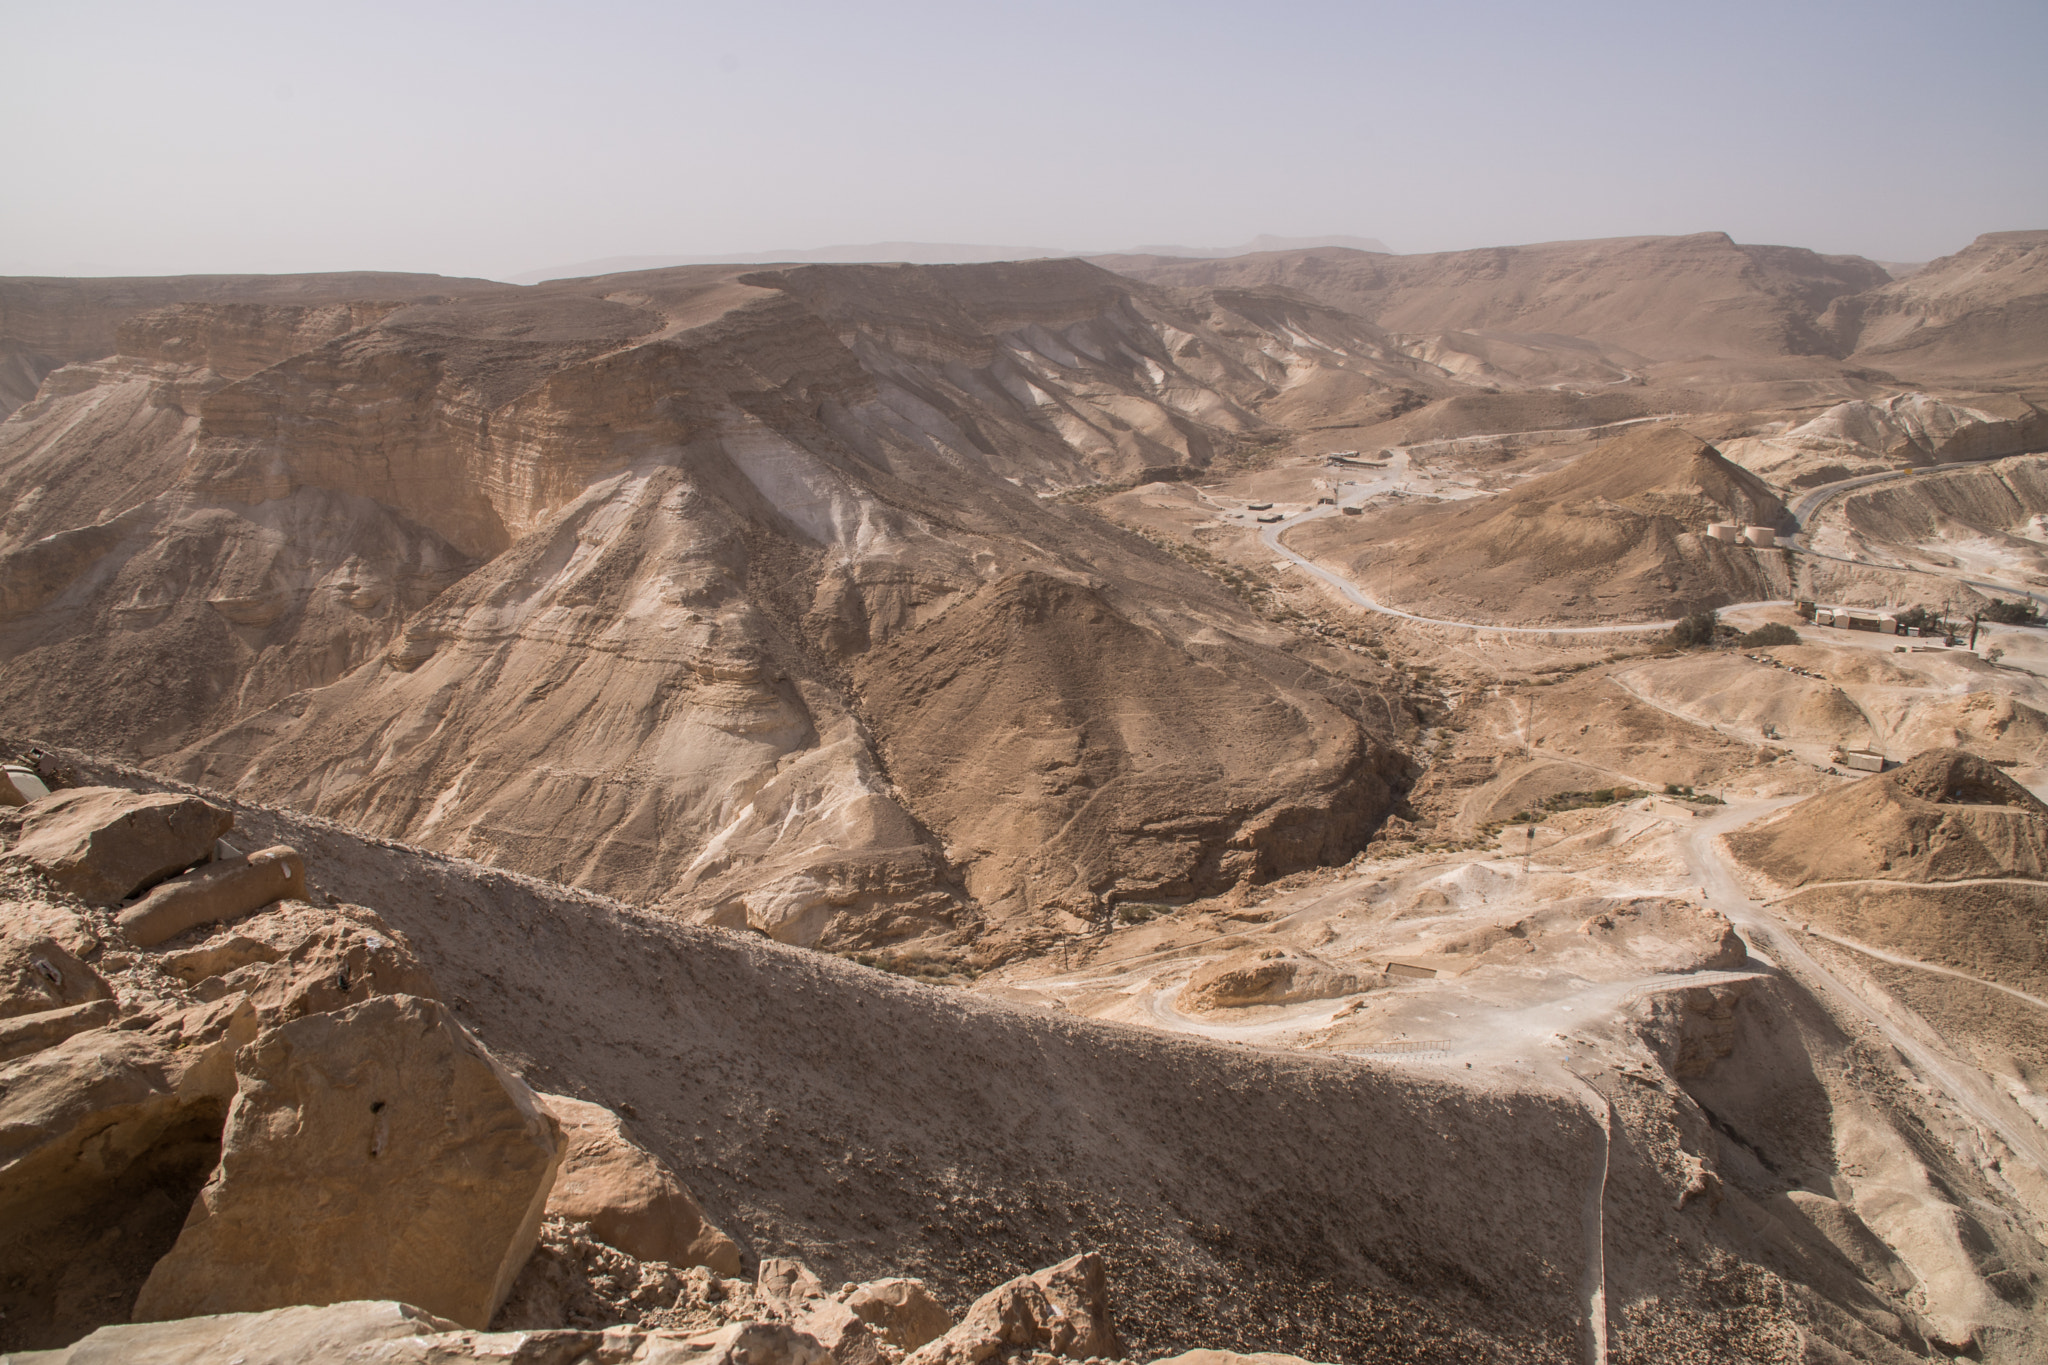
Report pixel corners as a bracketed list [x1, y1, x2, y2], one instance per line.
[1783, 453, 2048, 607]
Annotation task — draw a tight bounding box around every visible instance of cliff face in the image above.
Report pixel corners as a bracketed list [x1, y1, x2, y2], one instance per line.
[0, 262, 1417, 951]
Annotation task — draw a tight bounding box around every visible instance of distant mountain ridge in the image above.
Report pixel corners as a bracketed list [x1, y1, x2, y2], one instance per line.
[507, 233, 1393, 284]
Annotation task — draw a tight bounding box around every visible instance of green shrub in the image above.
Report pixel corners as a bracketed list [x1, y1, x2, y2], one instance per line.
[1739, 622, 1799, 647]
[1982, 599, 2040, 626]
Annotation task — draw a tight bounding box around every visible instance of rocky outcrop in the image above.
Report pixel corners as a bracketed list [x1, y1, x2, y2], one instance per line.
[539, 1092, 742, 1276]
[0, 802, 561, 1350]
[905, 1253, 1120, 1365]
[133, 994, 564, 1329]
[7, 788, 233, 905]
[1175, 948, 1361, 1012]
[844, 1280, 953, 1353]
[117, 844, 308, 947]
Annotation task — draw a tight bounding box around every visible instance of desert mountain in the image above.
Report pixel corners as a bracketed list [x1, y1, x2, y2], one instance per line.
[0, 272, 513, 415]
[1830, 230, 2048, 381]
[1102, 232, 1892, 366]
[1288, 424, 1789, 624]
[0, 261, 1420, 950]
[1719, 392, 2048, 488]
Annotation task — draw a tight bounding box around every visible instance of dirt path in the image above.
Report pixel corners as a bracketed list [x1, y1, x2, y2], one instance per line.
[1564, 1073, 1612, 1365]
[1685, 802, 2048, 1175]
[1801, 929, 2048, 1014]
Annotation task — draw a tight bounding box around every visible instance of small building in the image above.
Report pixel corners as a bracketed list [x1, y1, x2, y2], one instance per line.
[1743, 526, 1777, 548]
[1707, 522, 1740, 542]
[1340, 504, 1363, 515]
[1837, 749, 1886, 772]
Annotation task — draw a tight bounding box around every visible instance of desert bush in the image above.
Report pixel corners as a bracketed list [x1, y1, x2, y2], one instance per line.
[1982, 598, 2040, 626]
[1665, 610, 1719, 648]
[1739, 622, 1800, 647]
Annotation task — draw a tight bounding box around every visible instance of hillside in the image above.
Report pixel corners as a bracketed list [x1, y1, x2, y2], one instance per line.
[1101, 233, 1891, 365]
[1288, 424, 1789, 624]
[0, 272, 513, 415]
[1832, 230, 2048, 381]
[1724, 748, 2048, 890]
[0, 261, 1420, 950]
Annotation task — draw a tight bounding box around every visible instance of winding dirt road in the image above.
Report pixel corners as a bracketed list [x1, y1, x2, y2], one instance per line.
[1686, 801, 2048, 1175]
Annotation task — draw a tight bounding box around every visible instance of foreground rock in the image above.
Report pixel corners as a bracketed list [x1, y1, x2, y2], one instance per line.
[134, 994, 564, 1329]
[21, 1251, 1136, 1365]
[8, 1300, 829, 1365]
[117, 844, 308, 947]
[538, 1092, 742, 1277]
[7, 787, 232, 905]
[906, 1252, 1120, 1365]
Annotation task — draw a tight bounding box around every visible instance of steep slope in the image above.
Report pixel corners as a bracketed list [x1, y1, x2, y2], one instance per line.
[12, 743, 1987, 1365]
[1102, 233, 1891, 364]
[0, 263, 1416, 949]
[1289, 424, 1788, 624]
[1830, 230, 2048, 381]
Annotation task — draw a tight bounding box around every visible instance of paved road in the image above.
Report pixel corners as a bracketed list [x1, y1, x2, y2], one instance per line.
[1784, 453, 2048, 607]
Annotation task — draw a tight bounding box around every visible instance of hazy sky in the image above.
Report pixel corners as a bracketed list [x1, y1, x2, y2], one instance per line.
[7, 0, 2045, 280]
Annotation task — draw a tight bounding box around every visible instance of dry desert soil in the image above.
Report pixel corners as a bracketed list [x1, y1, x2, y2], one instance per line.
[5, 227, 2048, 1364]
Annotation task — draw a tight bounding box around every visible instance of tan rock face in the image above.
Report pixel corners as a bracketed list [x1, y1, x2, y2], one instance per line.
[0, 1027, 234, 1350]
[844, 1279, 952, 1352]
[0, 901, 109, 1019]
[538, 1091, 742, 1276]
[134, 993, 564, 1329]
[118, 844, 309, 947]
[905, 1253, 1120, 1365]
[8, 787, 234, 905]
[1175, 948, 1360, 1012]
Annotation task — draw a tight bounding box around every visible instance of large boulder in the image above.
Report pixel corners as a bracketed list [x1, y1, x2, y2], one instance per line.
[0, 1027, 238, 1350]
[538, 1091, 743, 1276]
[133, 994, 564, 1329]
[845, 1278, 953, 1351]
[0, 901, 109, 1020]
[8, 787, 233, 905]
[0, 996, 117, 1064]
[117, 845, 308, 948]
[20, 1300, 461, 1365]
[904, 1253, 1120, 1365]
